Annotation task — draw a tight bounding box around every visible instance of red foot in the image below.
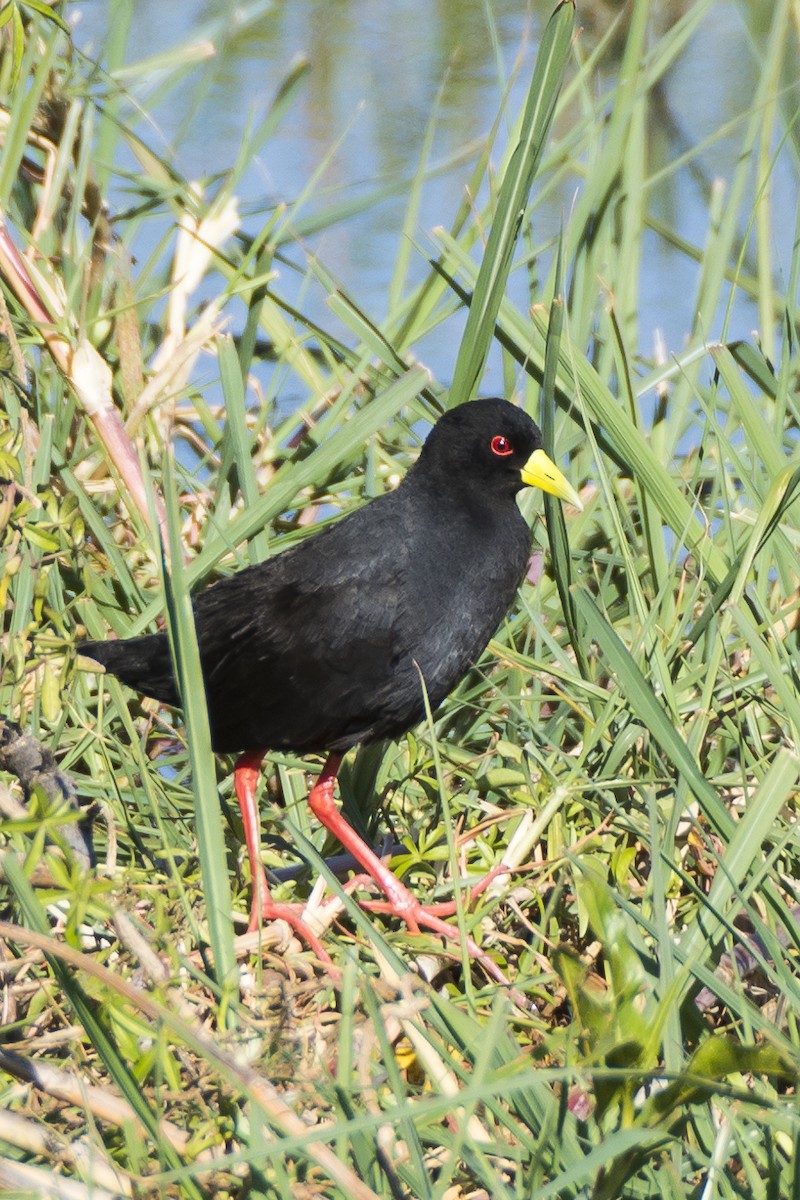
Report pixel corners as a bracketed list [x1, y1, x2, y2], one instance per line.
[234, 751, 528, 1006]
[245, 873, 333, 965]
[307, 758, 519, 995]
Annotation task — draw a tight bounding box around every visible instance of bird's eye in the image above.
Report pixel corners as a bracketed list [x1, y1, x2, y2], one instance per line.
[491, 435, 513, 457]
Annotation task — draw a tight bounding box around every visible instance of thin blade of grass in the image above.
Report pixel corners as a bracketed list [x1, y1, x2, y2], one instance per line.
[157, 452, 237, 999]
[573, 587, 732, 837]
[678, 749, 800, 964]
[447, 1, 574, 407]
[540, 228, 588, 678]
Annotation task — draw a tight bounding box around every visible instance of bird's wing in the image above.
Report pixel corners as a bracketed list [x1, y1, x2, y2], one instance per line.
[190, 507, 414, 751]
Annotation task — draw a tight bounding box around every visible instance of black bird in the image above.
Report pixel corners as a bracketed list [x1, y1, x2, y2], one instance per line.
[82, 398, 581, 967]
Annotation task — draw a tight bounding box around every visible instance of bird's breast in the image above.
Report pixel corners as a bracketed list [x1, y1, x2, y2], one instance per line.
[396, 503, 530, 705]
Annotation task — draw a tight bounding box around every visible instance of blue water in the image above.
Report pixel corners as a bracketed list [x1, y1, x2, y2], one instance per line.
[71, 0, 795, 406]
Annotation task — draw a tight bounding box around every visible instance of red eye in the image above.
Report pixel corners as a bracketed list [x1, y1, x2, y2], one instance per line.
[491, 435, 513, 457]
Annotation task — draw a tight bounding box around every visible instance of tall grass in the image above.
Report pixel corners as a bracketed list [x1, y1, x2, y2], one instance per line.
[1, 1, 800, 1197]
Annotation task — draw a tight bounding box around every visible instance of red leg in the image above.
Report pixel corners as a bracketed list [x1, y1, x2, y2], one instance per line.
[307, 754, 516, 992]
[234, 749, 268, 927]
[233, 750, 332, 964]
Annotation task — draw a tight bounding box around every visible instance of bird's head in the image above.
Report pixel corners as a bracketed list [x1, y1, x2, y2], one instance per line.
[413, 398, 583, 509]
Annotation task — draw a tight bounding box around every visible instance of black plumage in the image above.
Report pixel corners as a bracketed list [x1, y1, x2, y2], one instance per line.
[82, 398, 581, 963]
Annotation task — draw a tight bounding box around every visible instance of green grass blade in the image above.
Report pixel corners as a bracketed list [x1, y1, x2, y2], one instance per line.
[573, 587, 732, 837]
[447, 1, 574, 407]
[679, 749, 800, 964]
[157, 453, 237, 999]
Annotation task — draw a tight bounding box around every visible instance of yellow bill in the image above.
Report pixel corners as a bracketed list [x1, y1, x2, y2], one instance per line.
[521, 448, 583, 510]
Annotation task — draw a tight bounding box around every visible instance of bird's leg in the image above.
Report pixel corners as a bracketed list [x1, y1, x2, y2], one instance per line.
[307, 755, 514, 991]
[234, 749, 269, 925]
[233, 750, 332, 964]
[307, 753, 427, 931]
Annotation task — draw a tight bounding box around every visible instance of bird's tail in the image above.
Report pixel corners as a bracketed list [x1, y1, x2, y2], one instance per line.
[80, 634, 180, 706]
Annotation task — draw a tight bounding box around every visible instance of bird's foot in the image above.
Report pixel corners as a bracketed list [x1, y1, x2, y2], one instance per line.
[246, 869, 334, 967]
[306, 760, 530, 1007]
[350, 868, 528, 1002]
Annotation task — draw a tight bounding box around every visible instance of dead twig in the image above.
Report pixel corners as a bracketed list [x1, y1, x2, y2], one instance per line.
[0, 718, 95, 866]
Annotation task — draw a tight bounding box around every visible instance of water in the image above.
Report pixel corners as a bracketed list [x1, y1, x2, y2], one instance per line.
[71, 0, 795, 400]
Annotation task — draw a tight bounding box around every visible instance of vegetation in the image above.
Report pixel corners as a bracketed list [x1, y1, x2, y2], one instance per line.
[1, 1, 799, 1197]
